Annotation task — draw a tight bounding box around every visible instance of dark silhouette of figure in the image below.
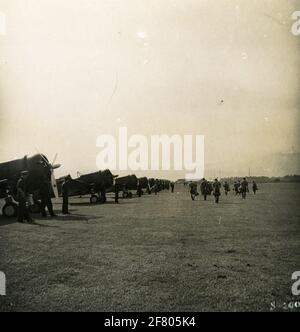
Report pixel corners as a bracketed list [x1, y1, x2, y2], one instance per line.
[241, 178, 249, 199]
[171, 182, 175, 193]
[154, 180, 159, 195]
[62, 176, 71, 214]
[200, 178, 210, 201]
[100, 188, 107, 203]
[234, 182, 239, 195]
[115, 183, 119, 203]
[16, 171, 33, 223]
[190, 182, 198, 201]
[137, 181, 142, 197]
[40, 180, 56, 217]
[252, 181, 258, 195]
[224, 181, 230, 196]
[213, 179, 221, 203]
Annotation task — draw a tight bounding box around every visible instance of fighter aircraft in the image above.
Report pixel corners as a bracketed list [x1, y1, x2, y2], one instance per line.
[56, 169, 116, 204]
[148, 178, 156, 194]
[0, 154, 61, 218]
[147, 178, 170, 193]
[115, 175, 138, 198]
[138, 177, 149, 194]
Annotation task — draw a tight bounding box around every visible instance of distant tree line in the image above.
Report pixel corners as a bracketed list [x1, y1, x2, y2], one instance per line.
[177, 175, 300, 184]
[221, 175, 300, 184]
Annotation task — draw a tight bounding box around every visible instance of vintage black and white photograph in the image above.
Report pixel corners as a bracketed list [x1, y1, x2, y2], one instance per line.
[0, 0, 300, 315]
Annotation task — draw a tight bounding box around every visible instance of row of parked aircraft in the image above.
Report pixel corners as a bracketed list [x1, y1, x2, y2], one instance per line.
[0, 154, 171, 218]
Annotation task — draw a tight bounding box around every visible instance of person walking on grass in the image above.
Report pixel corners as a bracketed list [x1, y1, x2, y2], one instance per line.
[213, 178, 221, 204]
[241, 177, 249, 199]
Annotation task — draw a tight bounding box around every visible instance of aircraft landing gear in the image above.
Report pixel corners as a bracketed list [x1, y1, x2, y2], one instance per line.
[90, 194, 99, 204]
[2, 202, 18, 218]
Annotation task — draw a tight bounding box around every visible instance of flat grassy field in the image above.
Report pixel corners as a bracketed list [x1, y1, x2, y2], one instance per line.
[0, 183, 299, 312]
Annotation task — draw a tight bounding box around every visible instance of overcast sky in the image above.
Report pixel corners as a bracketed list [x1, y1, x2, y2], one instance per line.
[0, 0, 299, 179]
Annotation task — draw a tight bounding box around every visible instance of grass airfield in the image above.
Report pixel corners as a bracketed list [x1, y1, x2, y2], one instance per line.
[0, 183, 299, 312]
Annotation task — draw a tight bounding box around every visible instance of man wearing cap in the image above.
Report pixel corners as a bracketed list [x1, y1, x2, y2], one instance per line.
[200, 178, 209, 201]
[213, 178, 222, 203]
[189, 182, 199, 201]
[241, 177, 249, 199]
[40, 179, 56, 217]
[170, 182, 175, 193]
[16, 171, 33, 223]
[62, 176, 71, 214]
[224, 181, 230, 196]
[252, 181, 258, 195]
[137, 181, 142, 198]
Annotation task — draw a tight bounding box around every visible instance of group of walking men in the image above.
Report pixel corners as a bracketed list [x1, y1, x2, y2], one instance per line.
[189, 178, 258, 203]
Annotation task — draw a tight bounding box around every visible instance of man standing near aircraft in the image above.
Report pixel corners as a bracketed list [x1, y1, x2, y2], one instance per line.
[170, 182, 175, 193]
[100, 188, 107, 203]
[137, 181, 142, 198]
[16, 171, 33, 223]
[154, 180, 159, 195]
[114, 183, 119, 203]
[40, 179, 56, 217]
[62, 176, 71, 214]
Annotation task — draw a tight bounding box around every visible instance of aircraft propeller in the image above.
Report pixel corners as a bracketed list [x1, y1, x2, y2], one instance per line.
[35, 150, 61, 199]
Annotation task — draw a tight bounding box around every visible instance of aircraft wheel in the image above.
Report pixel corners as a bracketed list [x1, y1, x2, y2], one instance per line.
[29, 202, 41, 214]
[90, 195, 99, 204]
[2, 203, 18, 218]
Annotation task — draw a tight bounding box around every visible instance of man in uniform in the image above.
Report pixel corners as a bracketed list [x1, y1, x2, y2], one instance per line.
[189, 182, 198, 201]
[213, 178, 221, 203]
[224, 181, 230, 196]
[16, 171, 33, 223]
[100, 188, 107, 203]
[62, 176, 71, 215]
[200, 178, 209, 201]
[252, 181, 258, 195]
[154, 179, 159, 195]
[234, 181, 239, 195]
[241, 177, 249, 199]
[170, 182, 175, 193]
[40, 179, 56, 217]
[235, 180, 242, 195]
[137, 181, 142, 198]
[114, 183, 119, 203]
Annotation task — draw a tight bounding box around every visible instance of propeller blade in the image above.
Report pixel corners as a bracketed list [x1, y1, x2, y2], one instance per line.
[52, 164, 61, 170]
[51, 171, 59, 199]
[52, 153, 58, 166]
